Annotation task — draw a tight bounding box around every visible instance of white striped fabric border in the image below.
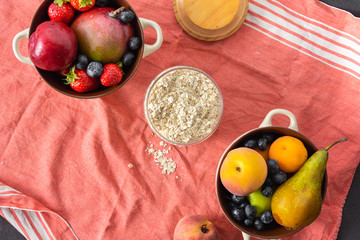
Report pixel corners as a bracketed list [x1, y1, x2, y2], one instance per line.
[245, 0, 360, 80]
[0, 183, 78, 240]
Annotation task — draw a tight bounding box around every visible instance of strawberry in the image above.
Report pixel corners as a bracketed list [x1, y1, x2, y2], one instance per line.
[100, 63, 124, 87]
[70, 0, 95, 12]
[63, 66, 100, 93]
[48, 0, 75, 25]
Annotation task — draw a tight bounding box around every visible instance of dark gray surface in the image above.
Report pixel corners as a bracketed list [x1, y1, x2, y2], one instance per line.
[2, 0, 360, 239]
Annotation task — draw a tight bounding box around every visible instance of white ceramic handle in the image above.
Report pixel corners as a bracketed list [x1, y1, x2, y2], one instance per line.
[259, 109, 298, 131]
[139, 18, 163, 58]
[12, 28, 33, 66]
[242, 232, 277, 240]
[242, 232, 251, 240]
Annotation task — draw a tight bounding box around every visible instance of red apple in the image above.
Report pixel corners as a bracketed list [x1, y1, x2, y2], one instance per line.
[28, 21, 78, 71]
[174, 215, 220, 240]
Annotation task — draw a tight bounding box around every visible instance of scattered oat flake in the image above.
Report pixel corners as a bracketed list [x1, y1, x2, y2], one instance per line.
[145, 140, 177, 175]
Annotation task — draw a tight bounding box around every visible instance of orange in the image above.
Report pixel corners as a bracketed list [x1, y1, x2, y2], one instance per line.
[269, 136, 308, 173]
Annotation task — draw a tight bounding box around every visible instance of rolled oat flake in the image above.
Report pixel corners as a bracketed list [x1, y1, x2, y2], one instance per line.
[147, 69, 222, 144]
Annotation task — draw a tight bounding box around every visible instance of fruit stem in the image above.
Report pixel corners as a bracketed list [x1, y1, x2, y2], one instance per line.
[325, 137, 348, 151]
[109, 7, 125, 19]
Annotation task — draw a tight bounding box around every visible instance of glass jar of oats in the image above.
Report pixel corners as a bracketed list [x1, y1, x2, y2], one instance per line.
[144, 66, 223, 145]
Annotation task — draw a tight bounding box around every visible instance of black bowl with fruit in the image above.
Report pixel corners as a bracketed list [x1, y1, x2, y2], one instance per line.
[13, 0, 162, 98]
[215, 109, 327, 239]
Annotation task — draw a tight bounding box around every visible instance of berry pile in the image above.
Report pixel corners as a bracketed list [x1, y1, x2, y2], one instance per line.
[242, 132, 276, 151]
[224, 132, 297, 231]
[228, 194, 275, 231]
[47, 0, 141, 93]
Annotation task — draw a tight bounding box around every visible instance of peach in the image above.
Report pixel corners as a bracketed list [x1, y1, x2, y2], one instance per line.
[174, 215, 220, 240]
[220, 147, 267, 196]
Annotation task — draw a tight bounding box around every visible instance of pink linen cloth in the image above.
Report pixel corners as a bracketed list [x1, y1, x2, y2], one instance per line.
[1, 0, 360, 239]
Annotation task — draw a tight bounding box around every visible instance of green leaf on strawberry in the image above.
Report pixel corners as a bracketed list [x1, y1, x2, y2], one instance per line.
[116, 61, 125, 75]
[63, 66, 100, 93]
[70, 0, 95, 11]
[54, 0, 70, 7]
[79, 0, 93, 8]
[63, 66, 79, 85]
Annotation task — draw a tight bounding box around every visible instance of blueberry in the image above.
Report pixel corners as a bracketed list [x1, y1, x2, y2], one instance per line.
[244, 205, 257, 220]
[231, 207, 245, 222]
[262, 133, 275, 143]
[243, 218, 253, 226]
[95, 0, 109, 7]
[243, 138, 257, 149]
[122, 52, 136, 66]
[264, 175, 274, 187]
[267, 159, 279, 174]
[254, 218, 265, 230]
[272, 170, 287, 185]
[228, 202, 237, 211]
[119, 10, 135, 23]
[129, 37, 141, 51]
[239, 201, 250, 208]
[75, 54, 89, 70]
[232, 194, 246, 204]
[87, 61, 103, 78]
[261, 186, 274, 197]
[257, 137, 268, 151]
[239, 199, 249, 209]
[260, 210, 274, 224]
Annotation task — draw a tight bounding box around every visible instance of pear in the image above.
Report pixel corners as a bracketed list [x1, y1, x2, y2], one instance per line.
[271, 138, 348, 230]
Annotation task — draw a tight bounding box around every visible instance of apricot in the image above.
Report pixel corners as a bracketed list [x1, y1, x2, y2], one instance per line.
[269, 136, 308, 173]
[220, 147, 268, 196]
[174, 215, 220, 240]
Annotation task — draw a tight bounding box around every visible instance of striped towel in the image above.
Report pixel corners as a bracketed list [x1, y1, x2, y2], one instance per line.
[0, 182, 77, 240]
[1, 0, 360, 239]
[245, 0, 360, 79]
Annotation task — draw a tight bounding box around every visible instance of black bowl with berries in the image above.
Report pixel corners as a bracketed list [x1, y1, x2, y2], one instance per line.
[13, 0, 163, 98]
[215, 109, 328, 239]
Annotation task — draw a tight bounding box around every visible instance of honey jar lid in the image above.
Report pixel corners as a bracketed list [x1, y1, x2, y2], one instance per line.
[173, 0, 249, 41]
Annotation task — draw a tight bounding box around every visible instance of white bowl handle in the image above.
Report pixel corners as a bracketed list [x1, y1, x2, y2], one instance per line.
[12, 28, 33, 66]
[242, 232, 277, 240]
[259, 109, 298, 131]
[139, 18, 163, 58]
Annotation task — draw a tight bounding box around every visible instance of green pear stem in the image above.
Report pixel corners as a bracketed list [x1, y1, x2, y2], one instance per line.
[325, 138, 348, 151]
